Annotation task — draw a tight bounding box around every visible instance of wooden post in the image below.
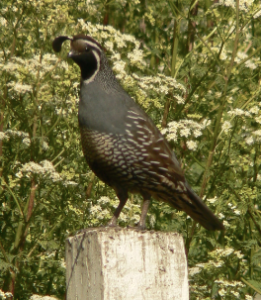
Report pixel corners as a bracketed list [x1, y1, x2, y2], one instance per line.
[66, 228, 189, 300]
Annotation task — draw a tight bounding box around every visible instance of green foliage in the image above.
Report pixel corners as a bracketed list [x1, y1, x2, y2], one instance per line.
[0, 0, 261, 299]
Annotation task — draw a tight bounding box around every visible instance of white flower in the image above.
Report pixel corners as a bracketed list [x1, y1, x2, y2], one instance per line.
[0, 132, 8, 141]
[0, 17, 7, 27]
[216, 0, 254, 13]
[41, 160, 55, 172]
[231, 291, 240, 297]
[202, 119, 211, 127]
[189, 267, 201, 276]
[193, 129, 202, 137]
[213, 261, 224, 267]
[72, 82, 80, 88]
[180, 128, 190, 137]
[22, 137, 31, 147]
[60, 259, 66, 269]
[105, 41, 114, 51]
[127, 48, 146, 68]
[222, 248, 234, 257]
[235, 51, 248, 62]
[111, 53, 121, 61]
[114, 34, 127, 48]
[64, 181, 78, 186]
[42, 141, 49, 150]
[52, 75, 61, 80]
[222, 121, 232, 133]
[98, 196, 111, 205]
[49, 171, 62, 182]
[60, 61, 68, 70]
[228, 108, 251, 117]
[112, 61, 126, 77]
[15, 160, 62, 182]
[253, 130, 261, 139]
[219, 213, 225, 219]
[234, 209, 241, 215]
[186, 140, 197, 151]
[97, 208, 110, 220]
[253, 7, 261, 19]
[245, 60, 257, 69]
[90, 205, 102, 214]
[218, 288, 226, 296]
[3, 62, 18, 72]
[14, 83, 33, 94]
[239, 0, 254, 12]
[220, 49, 228, 60]
[161, 128, 167, 135]
[119, 212, 127, 222]
[245, 136, 254, 145]
[163, 119, 207, 142]
[255, 115, 261, 124]
[20, 162, 43, 175]
[235, 251, 244, 259]
[207, 197, 217, 204]
[223, 220, 230, 227]
[159, 85, 168, 95]
[5, 129, 29, 138]
[166, 132, 178, 142]
[245, 294, 253, 300]
[174, 95, 185, 104]
[249, 106, 259, 114]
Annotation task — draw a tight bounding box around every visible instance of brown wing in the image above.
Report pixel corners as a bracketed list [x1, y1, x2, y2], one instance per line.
[123, 108, 224, 231]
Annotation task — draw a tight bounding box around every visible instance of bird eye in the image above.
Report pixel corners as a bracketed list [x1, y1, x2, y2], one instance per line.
[85, 47, 90, 52]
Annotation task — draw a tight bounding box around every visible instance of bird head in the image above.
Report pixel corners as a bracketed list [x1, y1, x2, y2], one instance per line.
[52, 34, 103, 82]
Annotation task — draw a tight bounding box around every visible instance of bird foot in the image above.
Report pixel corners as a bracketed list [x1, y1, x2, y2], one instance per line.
[136, 222, 147, 230]
[107, 216, 118, 227]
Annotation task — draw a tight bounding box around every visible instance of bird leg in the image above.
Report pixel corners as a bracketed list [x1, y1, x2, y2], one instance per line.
[108, 190, 128, 227]
[138, 195, 151, 230]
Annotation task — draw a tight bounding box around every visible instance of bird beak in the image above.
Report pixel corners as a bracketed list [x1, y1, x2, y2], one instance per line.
[68, 48, 82, 58]
[67, 50, 74, 58]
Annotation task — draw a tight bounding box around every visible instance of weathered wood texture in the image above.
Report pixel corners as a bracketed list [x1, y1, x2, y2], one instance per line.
[66, 228, 189, 300]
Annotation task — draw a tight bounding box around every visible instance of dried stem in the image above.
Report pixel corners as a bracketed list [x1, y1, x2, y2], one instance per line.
[86, 173, 96, 199]
[161, 10, 181, 128]
[161, 97, 171, 128]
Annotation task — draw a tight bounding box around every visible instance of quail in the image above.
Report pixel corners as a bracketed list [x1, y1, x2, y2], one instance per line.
[52, 34, 224, 231]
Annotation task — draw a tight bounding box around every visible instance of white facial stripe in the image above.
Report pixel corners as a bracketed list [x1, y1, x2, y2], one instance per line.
[78, 39, 102, 53]
[83, 50, 100, 84]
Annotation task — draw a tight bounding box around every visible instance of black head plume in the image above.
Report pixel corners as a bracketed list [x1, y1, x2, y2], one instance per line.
[52, 36, 72, 52]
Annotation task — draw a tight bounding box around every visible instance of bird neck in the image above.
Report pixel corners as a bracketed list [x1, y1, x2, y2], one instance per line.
[81, 54, 120, 92]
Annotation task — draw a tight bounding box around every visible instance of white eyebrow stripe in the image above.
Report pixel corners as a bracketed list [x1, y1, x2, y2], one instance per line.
[79, 39, 102, 52]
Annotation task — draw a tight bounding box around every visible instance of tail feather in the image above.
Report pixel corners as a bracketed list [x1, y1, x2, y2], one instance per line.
[180, 182, 224, 231]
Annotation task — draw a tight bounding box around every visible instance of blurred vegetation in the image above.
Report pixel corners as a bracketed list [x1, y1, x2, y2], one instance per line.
[0, 0, 261, 299]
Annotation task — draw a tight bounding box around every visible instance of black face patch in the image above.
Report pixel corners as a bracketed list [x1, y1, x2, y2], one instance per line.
[70, 50, 98, 81]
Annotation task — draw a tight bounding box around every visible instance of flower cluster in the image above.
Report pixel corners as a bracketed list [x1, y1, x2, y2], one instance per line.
[161, 119, 210, 151]
[0, 290, 12, 300]
[213, 0, 255, 13]
[189, 247, 249, 299]
[16, 160, 62, 182]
